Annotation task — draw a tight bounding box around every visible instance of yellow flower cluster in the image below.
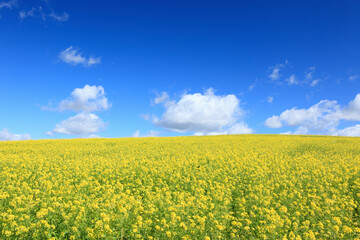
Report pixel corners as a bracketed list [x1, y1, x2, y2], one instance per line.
[0, 135, 359, 239]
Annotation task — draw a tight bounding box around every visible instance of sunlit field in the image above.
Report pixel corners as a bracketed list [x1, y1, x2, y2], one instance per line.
[0, 135, 359, 239]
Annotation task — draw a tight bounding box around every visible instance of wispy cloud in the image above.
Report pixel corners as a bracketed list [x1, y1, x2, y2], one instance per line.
[0, 0, 17, 10]
[269, 63, 321, 87]
[349, 74, 359, 81]
[19, 7, 36, 19]
[286, 74, 298, 85]
[269, 65, 283, 81]
[310, 79, 319, 87]
[48, 11, 69, 22]
[19, 6, 69, 22]
[248, 79, 258, 91]
[304, 67, 320, 87]
[269, 60, 288, 81]
[59, 46, 101, 67]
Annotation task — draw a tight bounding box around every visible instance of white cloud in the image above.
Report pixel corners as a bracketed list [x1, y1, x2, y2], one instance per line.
[338, 93, 360, 121]
[154, 92, 169, 104]
[0, 0, 16, 10]
[349, 74, 359, 81]
[19, 6, 68, 22]
[47, 112, 106, 136]
[0, 128, 30, 141]
[333, 124, 360, 137]
[19, 7, 36, 19]
[248, 79, 259, 91]
[269, 68, 281, 81]
[280, 131, 292, 135]
[267, 96, 274, 103]
[269, 66, 283, 81]
[310, 79, 320, 87]
[46, 85, 111, 137]
[269, 61, 288, 81]
[305, 71, 313, 82]
[268, 64, 321, 87]
[132, 130, 140, 137]
[194, 123, 253, 136]
[86, 134, 101, 139]
[152, 88, 253, 135]
[147, 130, 160, 137]
[132, 130, 161, 137]
[48, 12, 69, 22]
[265, 116, 282, 128]
[153, 91, 174, 107]
[226, 122, 253, 134]
[304, 67, 320, 87]
[265, 100, 339, 133]
[59, 85, 111, 112]
[265, 93, 360, 136]
[286, 74, 298, 85]
[59, 46, 100, 67]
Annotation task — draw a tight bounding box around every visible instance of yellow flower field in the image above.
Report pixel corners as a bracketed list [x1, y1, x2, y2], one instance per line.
[0, 135, 359, 239]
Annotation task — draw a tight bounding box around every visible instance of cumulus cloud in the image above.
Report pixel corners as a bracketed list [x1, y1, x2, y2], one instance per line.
[58, 85, 111, 112]
[59, 46, 100, 67]
[338, 94, 360, 121]
[0, 0, 16, 9]
[46, 85, 111, 137]
[47, 112, 106, 136]
[333, 124, 360, 137]
[265, 116, 282, 128]
[265, 100, 340, 133]
[0, 128, 30, 141]
[265, 93, 360, 136]
[152, 89, 253, 135]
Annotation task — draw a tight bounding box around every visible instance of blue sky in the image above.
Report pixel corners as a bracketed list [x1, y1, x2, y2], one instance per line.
[1, 0, 360, 140]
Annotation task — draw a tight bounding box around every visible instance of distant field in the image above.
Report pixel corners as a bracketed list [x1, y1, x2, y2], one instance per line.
[0, 135, 359, 239]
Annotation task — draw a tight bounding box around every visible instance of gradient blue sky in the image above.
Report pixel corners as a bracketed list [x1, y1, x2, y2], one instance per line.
[1, 0, 360, 140]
